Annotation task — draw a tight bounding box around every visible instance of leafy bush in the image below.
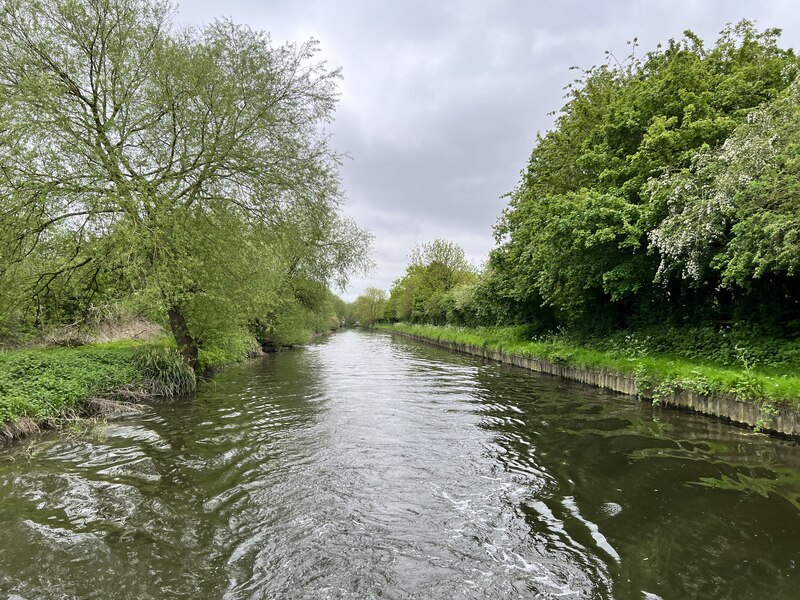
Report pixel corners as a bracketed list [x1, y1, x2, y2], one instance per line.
[196, 329, 262, 373]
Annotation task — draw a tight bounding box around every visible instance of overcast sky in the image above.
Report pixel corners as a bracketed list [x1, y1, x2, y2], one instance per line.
[175, 0, 800, 300]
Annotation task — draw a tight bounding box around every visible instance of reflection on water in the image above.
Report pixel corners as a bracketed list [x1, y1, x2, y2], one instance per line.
[1, 330, 799, 599]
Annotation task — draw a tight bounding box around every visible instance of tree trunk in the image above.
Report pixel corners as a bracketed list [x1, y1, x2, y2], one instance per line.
[167, 304, 198, 371]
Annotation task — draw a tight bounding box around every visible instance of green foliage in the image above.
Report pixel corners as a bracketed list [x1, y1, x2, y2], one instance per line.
[387, 240, 477, 324]
[351, 287, 387, 326]
[380, 24, 800, 417]
[328, 293, 351, 324]
[650, 78, 800, 290]
[0, 0, 372, 368]
[0, 338, 254, 430]
[194, 329, 262, 374]
[249, 281, 346, 349]
[491, 21, 800, 328]
[0, 342, 149, 425]
[134, 348, 197, 395]
[544, 322, 800, 375]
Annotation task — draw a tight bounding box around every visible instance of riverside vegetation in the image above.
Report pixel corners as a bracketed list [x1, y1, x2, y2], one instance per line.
[3, 10, 800, 440]
[354, 23, 800, 432]
[0, 0, 369, 440]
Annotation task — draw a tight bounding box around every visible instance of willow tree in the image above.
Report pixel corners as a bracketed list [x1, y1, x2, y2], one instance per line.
[0, 0, 370, 365]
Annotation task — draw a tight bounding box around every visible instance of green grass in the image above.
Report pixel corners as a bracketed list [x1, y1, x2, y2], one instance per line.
[379, 323, 800, 409]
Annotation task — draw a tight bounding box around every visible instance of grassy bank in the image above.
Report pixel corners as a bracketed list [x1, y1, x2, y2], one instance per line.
[0, 340, 198, 442]
[0, 318, 347, 444]
[380, 323, 800, 417]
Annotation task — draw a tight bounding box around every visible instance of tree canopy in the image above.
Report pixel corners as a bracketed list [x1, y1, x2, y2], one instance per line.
[489, 21, 800, 331]
[351, 287, 387, 326]
[385, 239, 476, 324]
[0, 0, 371, 364]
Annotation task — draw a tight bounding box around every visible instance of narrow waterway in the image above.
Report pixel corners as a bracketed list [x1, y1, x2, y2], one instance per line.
[1, 330, 799, 599]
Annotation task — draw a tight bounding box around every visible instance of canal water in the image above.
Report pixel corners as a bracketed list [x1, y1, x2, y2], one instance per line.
[1, 330, 799, 599]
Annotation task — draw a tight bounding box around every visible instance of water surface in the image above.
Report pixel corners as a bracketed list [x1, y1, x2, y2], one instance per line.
[1, 330, 799, 599]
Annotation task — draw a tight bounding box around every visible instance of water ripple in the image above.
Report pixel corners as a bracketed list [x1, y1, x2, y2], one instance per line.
[1, 330, 800, 598]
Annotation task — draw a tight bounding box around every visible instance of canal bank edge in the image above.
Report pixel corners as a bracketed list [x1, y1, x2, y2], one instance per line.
[0, 341, 199, 445]
[384, 327, 800, 438]
[0, 330, 339, 446]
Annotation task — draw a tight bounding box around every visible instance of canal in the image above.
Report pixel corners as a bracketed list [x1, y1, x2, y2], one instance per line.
[1, 330, 799, 598]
